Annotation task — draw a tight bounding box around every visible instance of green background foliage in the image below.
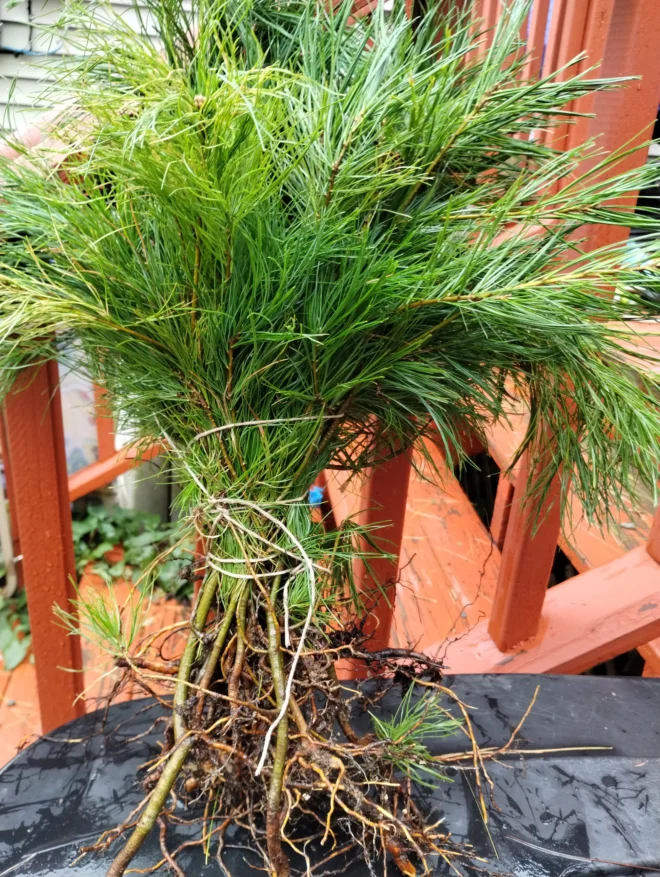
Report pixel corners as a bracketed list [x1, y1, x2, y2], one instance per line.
[72, 503, 194, 598]
[0, 589, 30, 671]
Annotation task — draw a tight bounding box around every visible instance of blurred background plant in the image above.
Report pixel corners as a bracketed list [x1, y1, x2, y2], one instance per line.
[0, 502, 193, 669]
[71, 503, 194, 599]
[0, 587, 29, 671]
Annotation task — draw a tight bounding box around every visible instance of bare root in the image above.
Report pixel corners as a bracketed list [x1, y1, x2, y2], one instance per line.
[98, 583, 486, 877]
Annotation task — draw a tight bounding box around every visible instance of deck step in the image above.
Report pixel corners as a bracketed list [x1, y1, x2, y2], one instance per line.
[327, 441, 502, 653]
[394, 444, 501, 651]
[433, 546, 660, 674]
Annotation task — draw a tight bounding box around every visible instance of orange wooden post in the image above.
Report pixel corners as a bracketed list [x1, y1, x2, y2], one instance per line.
[469, 0, 486, 26]
[353, 451, 412, 651]
[557, 0, 615, 152]
[522, 0, 552, 82]
[466, 0, 490, 64]
[93, 385, 115, 462]
[480, 0, 501, 33]
[488, 448, 561, 650]
[2, 361, 84, 732]
[542, 0, 615, 152]
[540, 0, 580, 108]
[481, 0, 570, 647]
[577, 0, 660, 253]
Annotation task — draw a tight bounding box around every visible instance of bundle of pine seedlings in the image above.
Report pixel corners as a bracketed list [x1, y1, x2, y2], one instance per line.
[2, 0, 660, 874]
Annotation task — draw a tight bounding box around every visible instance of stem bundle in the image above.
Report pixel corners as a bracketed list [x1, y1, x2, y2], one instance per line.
[104, 559, 455, 877]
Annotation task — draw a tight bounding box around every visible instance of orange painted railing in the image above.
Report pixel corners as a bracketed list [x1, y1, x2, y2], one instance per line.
[1, 363, 84, 730]
[1, 366, 161, 730]
[482, 0, 660, 656]
[327, 0, 660, 674]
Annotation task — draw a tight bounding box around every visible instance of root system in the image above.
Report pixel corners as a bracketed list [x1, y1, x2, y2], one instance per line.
[94, 575, 471, 877]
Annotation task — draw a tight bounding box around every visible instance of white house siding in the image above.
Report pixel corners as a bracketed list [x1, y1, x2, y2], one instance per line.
[0, 0, 163, 131]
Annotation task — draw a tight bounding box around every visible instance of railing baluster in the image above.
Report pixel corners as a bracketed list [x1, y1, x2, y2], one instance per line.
[490, 474, 515, 551]
[2, 362, 84, 732]
[353, 451, 412, 652]
[577, 0, 660, 254]
[93, 385, 116, 462]
[522, 0, 552, 82]
[488, 447, 562, 650]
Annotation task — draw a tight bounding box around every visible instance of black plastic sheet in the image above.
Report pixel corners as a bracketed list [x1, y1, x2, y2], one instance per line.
[1, 674, 659, 876]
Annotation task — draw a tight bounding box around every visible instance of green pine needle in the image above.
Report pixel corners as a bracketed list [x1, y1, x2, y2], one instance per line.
[371, 685, 461, 786]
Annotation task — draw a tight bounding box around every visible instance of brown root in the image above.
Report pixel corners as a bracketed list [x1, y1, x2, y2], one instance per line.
[99, 577, 486, 877]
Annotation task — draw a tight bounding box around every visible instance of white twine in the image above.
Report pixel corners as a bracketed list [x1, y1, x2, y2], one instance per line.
[206, 558, 304, 580]
[204, 505, 330, 578]
[158, 419, 321, 777]
[210, 495, 316, 775]
[202, 553, 279, 563]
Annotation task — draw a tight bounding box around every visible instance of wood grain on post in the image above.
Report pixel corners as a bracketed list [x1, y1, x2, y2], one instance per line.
[521, 0, 552, 82]
[353, 450, 412, 652]
[490, 474, 515, 551]
[577, 0, 660, 253]
[542, 0, 615, 153]
[2, 361, 84, 732]
[488, 446, 562, 651]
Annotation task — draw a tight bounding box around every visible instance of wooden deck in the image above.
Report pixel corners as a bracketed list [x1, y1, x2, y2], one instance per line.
[328, 427, 660, 673]
[0, 574, 186, 768]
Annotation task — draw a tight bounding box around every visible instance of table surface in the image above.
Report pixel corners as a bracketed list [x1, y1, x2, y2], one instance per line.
[1, 674, 659, 876]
